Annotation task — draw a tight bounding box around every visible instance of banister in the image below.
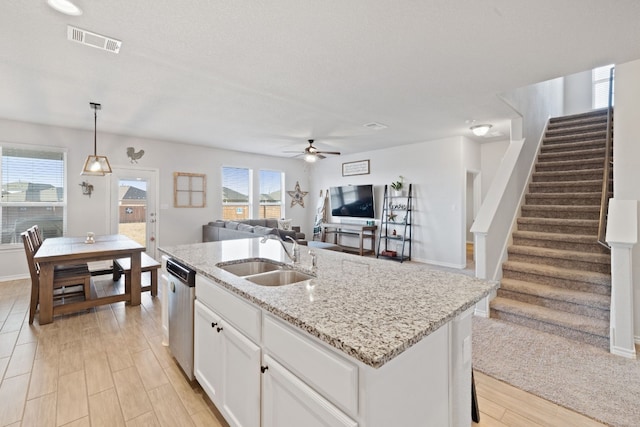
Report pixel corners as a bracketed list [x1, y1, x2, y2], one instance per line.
[597, 66, 614, 248]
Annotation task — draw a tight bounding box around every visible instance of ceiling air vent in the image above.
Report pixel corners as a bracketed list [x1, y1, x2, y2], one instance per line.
[67, 25, 122, 54]
[363, 122, 388, 130]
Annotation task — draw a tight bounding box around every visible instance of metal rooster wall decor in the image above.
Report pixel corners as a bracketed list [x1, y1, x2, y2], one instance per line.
[126, 147, 145, 163]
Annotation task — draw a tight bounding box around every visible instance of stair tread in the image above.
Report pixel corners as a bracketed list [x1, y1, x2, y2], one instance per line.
[533, 168, 604, 176]
[503, 260, 610, 285]
[549, 109, 608, 123]
[517, 217, 598, 225]
[538, 147, 605, 158]
[500, 278, 610, 309]
[536, 157, 603, 166]
[512, 230, 602, 243]
[508, 245, 610, 264]
[522, 204, 600, 211]
[526, 192, 603, 198]
[491, 297, 609, 337]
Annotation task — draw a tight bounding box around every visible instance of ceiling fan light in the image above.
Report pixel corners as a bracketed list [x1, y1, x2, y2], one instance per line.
[304, 153, 317, 163]
[47, 0, 83, 16]
[470, 124, 492, 136]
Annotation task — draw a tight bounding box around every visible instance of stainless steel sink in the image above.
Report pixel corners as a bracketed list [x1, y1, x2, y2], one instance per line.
[245, 269, 315, 287]
[217, 260, 284, 277]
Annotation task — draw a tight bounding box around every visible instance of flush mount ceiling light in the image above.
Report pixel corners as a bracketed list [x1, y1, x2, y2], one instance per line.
[470, 124, 492, 136]
[47, 0, 83, 16]
[81, 102, 112, 176]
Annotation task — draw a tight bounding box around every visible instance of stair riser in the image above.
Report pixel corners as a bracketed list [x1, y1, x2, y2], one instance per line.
[548, 116, 608, 129]
[489, 309, 609, 349]
[538, 151, 606, 163]
[541, 140, 606, 153]
[546, 124, 607, 136]
[520, 207, 599, 220]
[502, 268, 610, 295]
[535, 160, 604, 172]
[496, 289, 610, 321]
[507, 252, 610, 274]
[528, 183, 604, 194]
[511, 236, 609, 254]
[532, 170, 604, 182]
[543, 132, 607, 145]
[524, 195, 602, 206]
[517, 221, 598, 235]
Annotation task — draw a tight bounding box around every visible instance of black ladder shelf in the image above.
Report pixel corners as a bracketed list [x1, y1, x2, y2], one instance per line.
[377, 183, 412, 263]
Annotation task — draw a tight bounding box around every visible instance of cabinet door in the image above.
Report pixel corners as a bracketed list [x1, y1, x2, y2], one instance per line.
[194, 300, 223, 404]
[262, 355, 358, 427]
[220, 318, 261, 427]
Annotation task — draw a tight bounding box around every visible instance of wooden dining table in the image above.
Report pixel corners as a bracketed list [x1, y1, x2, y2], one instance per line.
[34, 234, 145, 324]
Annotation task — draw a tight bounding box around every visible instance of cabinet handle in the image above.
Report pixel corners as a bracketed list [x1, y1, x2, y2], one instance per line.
[261, 365, 269, 373]
[216, 327, 223, 333]
[211, 322, 218, 328]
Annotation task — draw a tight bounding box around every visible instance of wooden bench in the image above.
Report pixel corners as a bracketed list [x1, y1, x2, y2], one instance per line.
[112, 253, 160, 297]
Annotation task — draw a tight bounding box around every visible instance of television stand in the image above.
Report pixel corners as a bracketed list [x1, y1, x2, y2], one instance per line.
[321, 223, 377, 256]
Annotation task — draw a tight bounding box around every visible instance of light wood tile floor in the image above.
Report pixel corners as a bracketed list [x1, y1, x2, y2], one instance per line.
[0, 277, 606, 426]
[0, 277, 227, 427]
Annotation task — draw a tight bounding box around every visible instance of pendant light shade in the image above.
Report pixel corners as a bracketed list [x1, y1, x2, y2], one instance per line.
[81, 102, 112, 176]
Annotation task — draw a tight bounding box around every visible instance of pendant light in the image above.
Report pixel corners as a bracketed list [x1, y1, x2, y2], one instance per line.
[81, 102, 112, 176]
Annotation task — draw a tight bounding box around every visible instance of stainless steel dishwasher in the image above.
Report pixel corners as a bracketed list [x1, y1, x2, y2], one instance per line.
[167, 258, 196, 380]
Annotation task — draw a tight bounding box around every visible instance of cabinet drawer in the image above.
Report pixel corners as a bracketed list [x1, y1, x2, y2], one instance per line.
[263, 315, 358, 416]
[196, 275, 261, 342]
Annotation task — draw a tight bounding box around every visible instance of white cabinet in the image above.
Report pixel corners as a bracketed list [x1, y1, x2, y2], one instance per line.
[194, 300, 223, 403]
[262, 355, 358, 427]
[194, 299, 261, 427]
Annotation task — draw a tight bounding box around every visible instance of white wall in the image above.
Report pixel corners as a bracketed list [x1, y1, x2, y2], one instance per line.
[611, 58, 640, 339]
[563, 69, 593, 115]
[309, 136, 479, 268]
[480, 140, 510, 199]
[472, 77, 564, 280]
[0, 118, 309, 279]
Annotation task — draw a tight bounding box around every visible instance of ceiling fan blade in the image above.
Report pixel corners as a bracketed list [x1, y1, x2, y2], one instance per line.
[315, 151, 341, 155]
[316, 154, 326, 159]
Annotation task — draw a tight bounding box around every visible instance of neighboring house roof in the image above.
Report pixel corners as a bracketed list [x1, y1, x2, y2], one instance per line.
[1, 182, 62, 202]
[223, 187, 248, 203]
[120, 186, 147, 201]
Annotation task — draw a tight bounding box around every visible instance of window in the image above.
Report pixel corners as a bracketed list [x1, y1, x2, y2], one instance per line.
[259, 170, 284, 219]
[1, 145, 66, 245]
[593, 64, 614, 109]
[221, 167, 251, 220]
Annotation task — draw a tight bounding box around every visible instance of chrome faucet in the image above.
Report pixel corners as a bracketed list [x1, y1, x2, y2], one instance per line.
[260, 234, 299, 263]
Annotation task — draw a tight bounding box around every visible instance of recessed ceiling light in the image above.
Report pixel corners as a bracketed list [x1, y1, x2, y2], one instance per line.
[47, 0, 83, 16]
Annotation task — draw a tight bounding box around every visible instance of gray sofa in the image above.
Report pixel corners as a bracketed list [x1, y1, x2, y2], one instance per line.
[202, 219, 306, 244]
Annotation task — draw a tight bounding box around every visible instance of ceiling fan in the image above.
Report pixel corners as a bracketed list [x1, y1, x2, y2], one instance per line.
[286, 139, 341, 162]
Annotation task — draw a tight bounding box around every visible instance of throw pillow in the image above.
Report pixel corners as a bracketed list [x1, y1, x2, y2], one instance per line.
[277, 219, 293, 231]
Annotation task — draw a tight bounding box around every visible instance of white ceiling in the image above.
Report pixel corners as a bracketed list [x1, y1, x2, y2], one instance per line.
[1, 1, 640, 158]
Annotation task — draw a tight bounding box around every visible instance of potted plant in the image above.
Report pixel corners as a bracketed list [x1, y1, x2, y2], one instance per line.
[390, 176, 405, 196]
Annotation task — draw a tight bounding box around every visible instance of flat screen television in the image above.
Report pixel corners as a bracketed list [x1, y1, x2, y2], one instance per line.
[329, 184, 375, 219]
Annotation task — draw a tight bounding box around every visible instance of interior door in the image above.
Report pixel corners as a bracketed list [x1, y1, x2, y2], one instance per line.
[110, 167, 158, 257]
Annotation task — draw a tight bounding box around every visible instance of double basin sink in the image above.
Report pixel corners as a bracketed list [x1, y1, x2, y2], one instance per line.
[217, 259, 315, 286]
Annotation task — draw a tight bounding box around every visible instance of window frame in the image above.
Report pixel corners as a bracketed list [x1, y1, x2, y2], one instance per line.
[592, 64, 614, 109]
[221, 166, 253, 220]
[258, 169, 285, 220]
[0, 142, 68, 249]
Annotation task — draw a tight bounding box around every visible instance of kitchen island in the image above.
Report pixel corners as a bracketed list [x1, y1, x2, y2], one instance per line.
[159, 238, 497, 427]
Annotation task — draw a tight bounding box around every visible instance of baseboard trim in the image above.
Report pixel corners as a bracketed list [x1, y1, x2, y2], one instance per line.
[0, 273, 29, 282]
[611, 345, 637, 360]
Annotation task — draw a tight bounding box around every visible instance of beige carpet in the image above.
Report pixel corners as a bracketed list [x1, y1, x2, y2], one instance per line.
[472, 316, 640, 427]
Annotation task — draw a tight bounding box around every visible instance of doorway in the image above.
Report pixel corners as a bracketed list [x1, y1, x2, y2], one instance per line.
[110, 168, 159, 257]
[465, 171, 481, 270]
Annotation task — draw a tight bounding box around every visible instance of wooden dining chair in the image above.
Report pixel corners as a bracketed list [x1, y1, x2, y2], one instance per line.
[21, 231, 92, 324]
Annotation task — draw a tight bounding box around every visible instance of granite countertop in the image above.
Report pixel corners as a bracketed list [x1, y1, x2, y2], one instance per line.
[159, 238, 498, 368]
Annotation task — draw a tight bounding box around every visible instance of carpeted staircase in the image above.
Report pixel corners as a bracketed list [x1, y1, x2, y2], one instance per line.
[490, 108, 612, 349]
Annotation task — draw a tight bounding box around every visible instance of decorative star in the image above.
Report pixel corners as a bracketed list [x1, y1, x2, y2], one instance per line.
[287, 181, 309, 208]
